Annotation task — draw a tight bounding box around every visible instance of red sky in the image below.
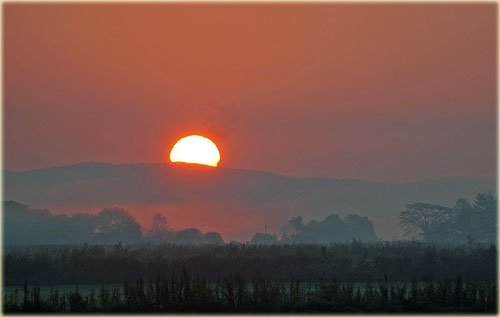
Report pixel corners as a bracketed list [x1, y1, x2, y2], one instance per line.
[4, 4, 497, 182]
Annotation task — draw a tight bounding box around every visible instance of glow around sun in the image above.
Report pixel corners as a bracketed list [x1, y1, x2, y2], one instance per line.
[170, 135, 221, 167]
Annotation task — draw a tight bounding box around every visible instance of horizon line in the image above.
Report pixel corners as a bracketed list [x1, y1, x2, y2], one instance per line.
[3, 160, 495, 186]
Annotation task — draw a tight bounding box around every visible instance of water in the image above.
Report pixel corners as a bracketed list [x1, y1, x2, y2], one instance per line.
[3, 284, 122, 299]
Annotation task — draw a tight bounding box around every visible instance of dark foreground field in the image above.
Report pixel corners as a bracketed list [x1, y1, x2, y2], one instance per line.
[3, 242, 497, 313]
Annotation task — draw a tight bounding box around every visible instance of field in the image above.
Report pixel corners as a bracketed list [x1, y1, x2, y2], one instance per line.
[3, 242, 497, 313]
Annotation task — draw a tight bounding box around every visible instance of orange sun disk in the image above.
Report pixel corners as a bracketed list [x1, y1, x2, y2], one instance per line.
[169, 135, 221, 167]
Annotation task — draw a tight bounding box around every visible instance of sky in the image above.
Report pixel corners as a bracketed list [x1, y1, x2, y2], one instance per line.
[4, 3, 497, 182]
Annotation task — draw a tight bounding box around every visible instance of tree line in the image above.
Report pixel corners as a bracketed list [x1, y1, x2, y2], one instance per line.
[250, 213, 377, 244]
[4, 201, 379, 245]
[399, 192, 496, 244]
[4, 192, 495, 245]
[3, 201, 223, 245]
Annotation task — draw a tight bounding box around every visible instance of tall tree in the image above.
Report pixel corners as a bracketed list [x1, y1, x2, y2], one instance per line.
[92, 208, 142, 243]
[399, 193, 497, 243]
[398, 203, 454, 240]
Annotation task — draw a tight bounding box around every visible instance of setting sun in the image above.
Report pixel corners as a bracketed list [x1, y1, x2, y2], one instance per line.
[170, 135, 221, 167]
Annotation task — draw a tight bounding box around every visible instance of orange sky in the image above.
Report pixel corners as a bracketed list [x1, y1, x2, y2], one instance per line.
[4, 3, 497, 182]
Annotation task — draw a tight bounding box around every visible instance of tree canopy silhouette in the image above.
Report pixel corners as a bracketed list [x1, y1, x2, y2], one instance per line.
[399, 192, 496, 243]
[279, 213, 377, 243]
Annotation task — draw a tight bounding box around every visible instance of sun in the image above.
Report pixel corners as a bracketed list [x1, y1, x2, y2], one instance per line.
[169, 135, 221, 167]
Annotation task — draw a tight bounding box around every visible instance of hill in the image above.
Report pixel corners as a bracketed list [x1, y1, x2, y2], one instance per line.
[4, 162, 495, 240]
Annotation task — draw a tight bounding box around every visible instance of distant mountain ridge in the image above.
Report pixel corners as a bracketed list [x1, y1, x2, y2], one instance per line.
[4, 162, 496, 240]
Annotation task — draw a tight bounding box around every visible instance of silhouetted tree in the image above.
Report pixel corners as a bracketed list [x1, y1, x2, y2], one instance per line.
[344, 214, 378, 242]
[399, 193, 497, 243]
[204, 232, 224, 244]
[279, 213, 377, 243]
[92, 208, 142, 243]
[399, 203, 454, 240]
[146, 213, 174, 242]
[174, 228, 204, 244]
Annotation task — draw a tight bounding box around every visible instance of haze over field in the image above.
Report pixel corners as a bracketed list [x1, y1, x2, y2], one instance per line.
[4, 4, 495, 243]
[5, 162, 494, 241]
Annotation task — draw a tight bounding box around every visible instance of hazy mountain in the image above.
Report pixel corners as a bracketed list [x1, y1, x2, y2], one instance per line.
[4, 162, 495, 240]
